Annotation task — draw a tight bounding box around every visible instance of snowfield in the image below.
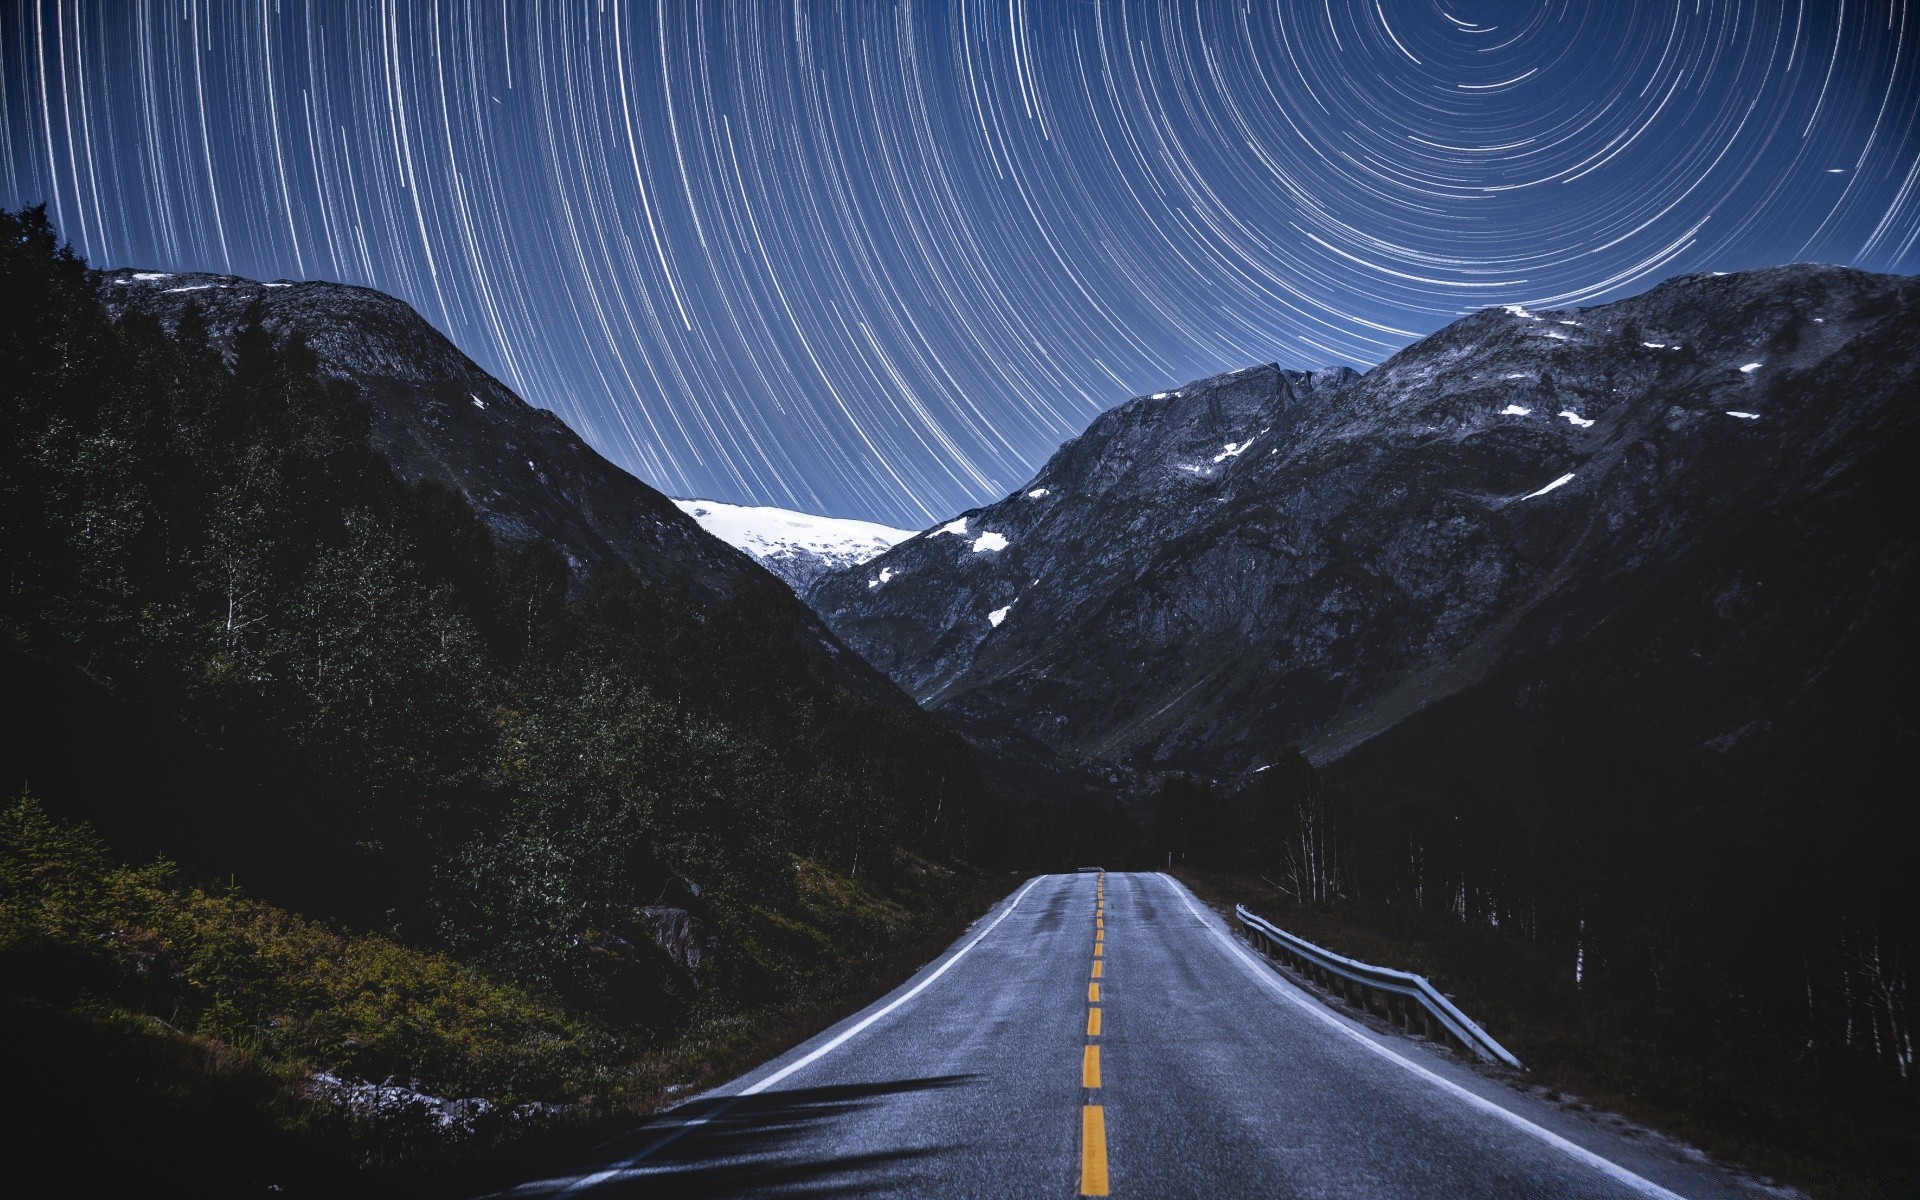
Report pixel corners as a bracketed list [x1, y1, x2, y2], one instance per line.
[674, 499, 916, 590]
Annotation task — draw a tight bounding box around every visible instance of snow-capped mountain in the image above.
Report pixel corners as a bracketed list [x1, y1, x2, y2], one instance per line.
[674, 499, 917, 591]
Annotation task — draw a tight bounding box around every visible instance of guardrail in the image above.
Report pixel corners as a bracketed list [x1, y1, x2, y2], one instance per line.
[1234, 905, 1523, 1069]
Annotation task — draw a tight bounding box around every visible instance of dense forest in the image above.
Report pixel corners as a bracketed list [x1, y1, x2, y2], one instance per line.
[0, 206, 1005, 1188]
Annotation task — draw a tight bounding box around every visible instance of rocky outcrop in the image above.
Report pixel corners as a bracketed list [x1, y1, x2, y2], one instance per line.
[635, 905, 719, 985]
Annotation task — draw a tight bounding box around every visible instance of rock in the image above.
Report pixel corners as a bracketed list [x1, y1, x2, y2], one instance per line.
[303, 1071, 560, 1140]
[635, 905, 719, 984]
[805, 265, 1920, 810]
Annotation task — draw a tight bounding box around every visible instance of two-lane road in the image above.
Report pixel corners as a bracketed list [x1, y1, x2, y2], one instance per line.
[498, 873, 1770, 1198]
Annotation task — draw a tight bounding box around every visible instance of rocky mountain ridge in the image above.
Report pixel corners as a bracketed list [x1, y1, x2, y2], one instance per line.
[807, 264, 1920, 800]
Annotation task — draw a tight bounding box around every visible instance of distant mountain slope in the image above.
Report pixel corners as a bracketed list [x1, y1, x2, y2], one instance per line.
[807, 265, 1920, 793]
[97, 267, 902, 704]
[674, 498, 916, 592]
[807, 363, 1355, 708]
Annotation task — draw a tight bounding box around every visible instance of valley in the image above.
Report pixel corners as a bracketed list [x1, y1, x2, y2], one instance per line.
[3, 210, 1913, 1196]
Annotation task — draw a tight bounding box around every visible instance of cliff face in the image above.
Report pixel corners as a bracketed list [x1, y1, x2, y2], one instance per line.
[808, 265, 1920, 794]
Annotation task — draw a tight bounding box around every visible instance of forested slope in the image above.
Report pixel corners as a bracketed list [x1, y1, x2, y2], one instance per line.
[0, 206, 1002, 1192]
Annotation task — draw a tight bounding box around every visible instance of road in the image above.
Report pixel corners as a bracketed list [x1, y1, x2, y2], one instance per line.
[496, 872, 1773, 1199]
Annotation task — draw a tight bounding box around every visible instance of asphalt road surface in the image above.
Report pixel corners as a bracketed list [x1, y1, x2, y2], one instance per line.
[495, 872, 1777, 1199]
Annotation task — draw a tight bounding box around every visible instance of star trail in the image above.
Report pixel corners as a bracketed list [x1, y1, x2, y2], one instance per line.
[4, 1, 1918, 526]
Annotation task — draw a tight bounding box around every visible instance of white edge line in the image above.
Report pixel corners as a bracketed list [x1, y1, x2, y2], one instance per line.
[1156, 874, 1688, 1200]
[549, 874, 1051, 1196]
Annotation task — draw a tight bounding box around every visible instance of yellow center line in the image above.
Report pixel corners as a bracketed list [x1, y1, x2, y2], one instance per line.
[1083, 876, 1110, 1196]
[1081, 1105, 1109, 1195]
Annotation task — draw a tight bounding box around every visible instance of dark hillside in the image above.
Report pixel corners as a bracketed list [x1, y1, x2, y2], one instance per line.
[1, 205, 1003, 1189]
[94, 263, 898, 705]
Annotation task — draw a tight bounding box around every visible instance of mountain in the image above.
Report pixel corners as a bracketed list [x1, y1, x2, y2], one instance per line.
[806, 265, 1920, 801]
[96, 267, 901, 703]
[4, 206, 1005, 1195]
[673, 498, 916, 591]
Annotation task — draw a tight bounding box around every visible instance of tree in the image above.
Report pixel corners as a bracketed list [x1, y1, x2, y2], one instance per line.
[1250, 750, 1348, 906]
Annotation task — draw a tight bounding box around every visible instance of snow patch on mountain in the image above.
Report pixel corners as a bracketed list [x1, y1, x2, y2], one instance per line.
[674, 499, 915, 592]
[1522, 473, 1576, 500]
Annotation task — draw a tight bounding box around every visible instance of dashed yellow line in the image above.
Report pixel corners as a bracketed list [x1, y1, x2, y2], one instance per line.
[1083, 873, 1110, 1196]
[1081, 1104, 1109, 1195]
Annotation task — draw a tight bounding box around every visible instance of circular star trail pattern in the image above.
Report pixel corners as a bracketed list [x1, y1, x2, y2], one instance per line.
[4, 2, 1918, 526]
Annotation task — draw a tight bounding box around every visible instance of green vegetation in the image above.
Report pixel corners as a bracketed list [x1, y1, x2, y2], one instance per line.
[1, 794, 615, 1101]
[0, 205, 1004, 1191]
[1, 791, 998, 1193]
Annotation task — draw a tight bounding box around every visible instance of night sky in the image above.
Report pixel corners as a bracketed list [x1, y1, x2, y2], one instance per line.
[4, 2, 1917, 527]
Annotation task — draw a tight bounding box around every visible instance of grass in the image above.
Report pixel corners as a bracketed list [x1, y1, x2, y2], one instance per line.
[1175, 869, 1920, 1200]
[0, 794, 1007, 1196]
